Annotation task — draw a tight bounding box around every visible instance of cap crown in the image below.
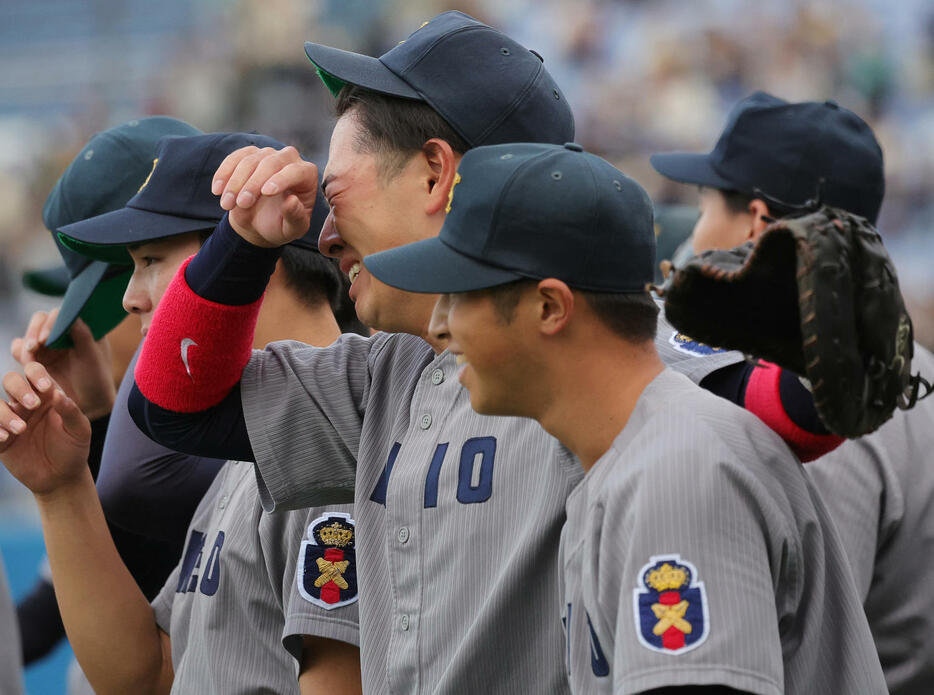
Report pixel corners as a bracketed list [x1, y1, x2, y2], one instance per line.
[712, 91, 884, 220]
[312, 11, 574, 148]
[42, 116, 201, 275]
[443, 143, 655, 292]
[126, 132, 286, 221]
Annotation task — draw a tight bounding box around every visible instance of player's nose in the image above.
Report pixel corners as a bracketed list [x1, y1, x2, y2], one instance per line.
[318, 209, 343, 258]
[428, 294, 451, 344]
[122, 274, 152, 316]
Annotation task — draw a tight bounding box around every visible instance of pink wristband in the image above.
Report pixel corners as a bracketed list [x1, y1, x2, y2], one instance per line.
[744, 361, 843, 462]
[135, 257, 263, 412]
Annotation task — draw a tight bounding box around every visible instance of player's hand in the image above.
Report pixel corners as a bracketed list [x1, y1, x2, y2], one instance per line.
[0, 363, 92, 498]
[212, 145, 319, 248]
[11, 309, 115, 420]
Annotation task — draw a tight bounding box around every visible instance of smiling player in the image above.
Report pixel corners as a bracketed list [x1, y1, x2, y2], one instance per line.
[364, 141, 886, 694]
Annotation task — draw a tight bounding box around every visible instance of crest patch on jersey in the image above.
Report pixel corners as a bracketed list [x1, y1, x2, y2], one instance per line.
[297, 512, 358, 610]
[668, 331, 727, 356]
[633, 555, 708, 655]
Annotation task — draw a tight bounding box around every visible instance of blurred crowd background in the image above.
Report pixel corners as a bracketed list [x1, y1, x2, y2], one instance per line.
[1, 0, 933, 689]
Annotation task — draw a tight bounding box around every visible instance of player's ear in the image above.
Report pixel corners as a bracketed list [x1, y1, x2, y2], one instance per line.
[535, 279, 574, 336]
[748, 198, 772, 241]
[423, 138, 461, 215]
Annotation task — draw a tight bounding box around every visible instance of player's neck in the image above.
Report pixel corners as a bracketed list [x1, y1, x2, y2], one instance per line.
[254, 284, 341, 348]
[537, 341, 664, 472]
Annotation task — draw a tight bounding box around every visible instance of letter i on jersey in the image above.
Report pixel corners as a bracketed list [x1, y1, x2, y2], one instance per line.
[297, 512, 359, 609]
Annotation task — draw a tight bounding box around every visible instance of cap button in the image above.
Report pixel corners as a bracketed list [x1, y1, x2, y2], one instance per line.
[824, 100, 839, 109]
[564, 142, 583, 152]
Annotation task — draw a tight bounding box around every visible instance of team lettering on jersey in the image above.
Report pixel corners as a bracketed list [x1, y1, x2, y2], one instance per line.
[634, 555, 709, 654]
[297, 512, 358, 610]
[668, 331, 728, 356]
[370, 437, 497, 508]
[563, 603, 610, 679]
[176, 529, 225, 597]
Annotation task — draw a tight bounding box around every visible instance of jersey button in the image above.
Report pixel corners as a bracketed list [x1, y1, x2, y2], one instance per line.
[420, 413, 432, 430]
[400, 614, 410, 631]
[430, 368, 444, 385]
[398, 526, 410, 544]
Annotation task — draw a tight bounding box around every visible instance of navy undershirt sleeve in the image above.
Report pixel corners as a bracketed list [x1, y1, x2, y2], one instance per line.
[185, 214, 281, 304]
[700, 362, 829, 435]
[127, 214, 273, 456]
[128, 382, 253, 462]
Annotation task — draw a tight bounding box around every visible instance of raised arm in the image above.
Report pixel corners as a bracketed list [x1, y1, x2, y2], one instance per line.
[131, 145, 320, 455]
[0, 364, 172, 695]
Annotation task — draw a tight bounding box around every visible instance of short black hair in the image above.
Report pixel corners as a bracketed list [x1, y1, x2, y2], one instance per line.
[718, 188, 798, 219]
[279, 246, 370, 336]
[335, 84, 470, 178]
[481, 279, 658, 343]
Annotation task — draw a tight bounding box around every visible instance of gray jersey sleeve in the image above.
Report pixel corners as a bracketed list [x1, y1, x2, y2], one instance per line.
[593, 427, 787, 695]
[241, 332, 431, 511]
[806, 343, 934, 695]
[152, 564, 179, 635]
[280, 507, 360, 662]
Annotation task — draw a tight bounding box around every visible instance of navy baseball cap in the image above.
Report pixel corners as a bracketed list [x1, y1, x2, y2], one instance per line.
[650, 91, 885, 223]
[57, 132, 328, 264]
[38, 116, 202, 348]
[304, 10, 574, 147]
[364, 142, 655, 294]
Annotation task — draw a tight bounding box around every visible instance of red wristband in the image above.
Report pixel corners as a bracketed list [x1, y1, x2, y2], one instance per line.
[744, 361, 843, 462]
[135, 257, 263, 412]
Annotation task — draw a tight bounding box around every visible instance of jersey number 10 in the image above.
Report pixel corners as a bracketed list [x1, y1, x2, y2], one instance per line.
[370, 436, 497, 508]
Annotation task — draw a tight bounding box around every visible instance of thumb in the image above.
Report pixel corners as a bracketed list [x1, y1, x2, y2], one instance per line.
[282, 194, 311, 238]
[69, 319, 98, 355]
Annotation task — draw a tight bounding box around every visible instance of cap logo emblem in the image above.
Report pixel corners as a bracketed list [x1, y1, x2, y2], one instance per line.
[445, 172, 462, 214]
[138, 158, 158, 193]
[398, 20, 430, 45]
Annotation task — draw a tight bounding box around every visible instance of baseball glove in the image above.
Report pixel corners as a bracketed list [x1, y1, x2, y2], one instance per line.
[660, 205, 931, 438]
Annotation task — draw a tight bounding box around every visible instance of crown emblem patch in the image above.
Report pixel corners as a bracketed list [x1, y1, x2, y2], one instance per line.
[297, 512, 358, 610]
[633, 555, 708, 654]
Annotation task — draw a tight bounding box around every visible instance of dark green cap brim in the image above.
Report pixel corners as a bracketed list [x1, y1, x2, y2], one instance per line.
[22, 265, 71, 296]
[46, 263, 132, 349]
[57, 233, 134, 264]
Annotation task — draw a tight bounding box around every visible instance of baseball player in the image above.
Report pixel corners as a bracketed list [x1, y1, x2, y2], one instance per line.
[11, 116, 212, 695]
[650, 90, 934, 695]
[122, 12, 856, 693]
[0, 132, 361, 693]
[364, 141, 886, 693]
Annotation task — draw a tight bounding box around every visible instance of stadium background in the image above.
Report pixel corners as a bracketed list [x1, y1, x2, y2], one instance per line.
[0, 0, 932, 691]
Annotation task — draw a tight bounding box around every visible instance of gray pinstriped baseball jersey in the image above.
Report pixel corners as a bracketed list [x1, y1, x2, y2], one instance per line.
[152, 460, 358, 694]
[560, 368, 886, 695]
[237, 310, 759, 695]
[0, 554, 23, 695]
[806, 342, 934, 695]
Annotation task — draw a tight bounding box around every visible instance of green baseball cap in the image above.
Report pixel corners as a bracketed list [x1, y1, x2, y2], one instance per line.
[40, 116, 201, 348]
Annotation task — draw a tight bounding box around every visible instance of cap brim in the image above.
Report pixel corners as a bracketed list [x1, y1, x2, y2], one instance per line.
[649, 152, 737, 190]
[22, 265, 71, 296]
[304, 42, 420, 100]
[364, 237, 523, 294]
[57, 206, 218, 264]
[46, 262, 132, 349]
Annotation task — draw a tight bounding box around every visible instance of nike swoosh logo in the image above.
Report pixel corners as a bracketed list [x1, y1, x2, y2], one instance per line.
[180, 338, 198, 378]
